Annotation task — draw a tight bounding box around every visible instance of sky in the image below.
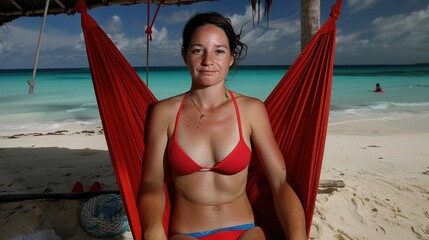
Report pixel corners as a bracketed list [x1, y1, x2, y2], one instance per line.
[0, 0, 429, 69]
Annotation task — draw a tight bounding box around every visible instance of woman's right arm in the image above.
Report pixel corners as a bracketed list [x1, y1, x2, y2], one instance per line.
[137, 102, 170, 240]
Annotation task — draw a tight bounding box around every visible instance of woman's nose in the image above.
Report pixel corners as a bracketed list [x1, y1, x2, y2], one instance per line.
[202, 51, 215, 65]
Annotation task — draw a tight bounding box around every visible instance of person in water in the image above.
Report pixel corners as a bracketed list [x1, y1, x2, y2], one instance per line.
[137, 12, 307, 240]
[375, 83, 383, 92]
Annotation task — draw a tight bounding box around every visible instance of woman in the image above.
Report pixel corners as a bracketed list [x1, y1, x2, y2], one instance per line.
[137, 12, 307, 240]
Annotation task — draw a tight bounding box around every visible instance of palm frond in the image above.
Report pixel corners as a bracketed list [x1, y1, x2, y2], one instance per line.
[250, 0, 272, 28]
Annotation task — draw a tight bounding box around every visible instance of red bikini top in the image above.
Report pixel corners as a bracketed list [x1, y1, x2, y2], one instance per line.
[168, 90, 252, 175]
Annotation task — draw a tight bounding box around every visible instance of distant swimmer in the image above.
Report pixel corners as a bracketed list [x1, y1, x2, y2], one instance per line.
[374, 83, 384, 93]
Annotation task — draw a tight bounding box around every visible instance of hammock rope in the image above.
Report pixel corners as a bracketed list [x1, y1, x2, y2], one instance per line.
[76, 0, 342, 238]
[28, 0, 51, 95]
[145, 1, 163, 86]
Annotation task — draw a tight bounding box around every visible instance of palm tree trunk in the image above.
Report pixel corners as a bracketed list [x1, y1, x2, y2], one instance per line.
[301, 0, 320, 51]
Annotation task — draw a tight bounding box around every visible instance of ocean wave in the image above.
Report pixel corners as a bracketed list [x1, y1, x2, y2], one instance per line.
[0, 119, 101, 132]
[331, 102, 429, 111]
[369, 102, 429, 110]
[335, 71, 429, 77]
[65, 103, 98, 113]
[329, 103, 429, 124]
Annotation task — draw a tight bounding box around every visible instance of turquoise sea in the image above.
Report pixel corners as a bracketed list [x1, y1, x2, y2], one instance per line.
[0, 65, 428, 133]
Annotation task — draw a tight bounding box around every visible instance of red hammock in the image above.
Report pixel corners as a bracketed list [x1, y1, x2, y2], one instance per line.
[76, 0, 342, 239]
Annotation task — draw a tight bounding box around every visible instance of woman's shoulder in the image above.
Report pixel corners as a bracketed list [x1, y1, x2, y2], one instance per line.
[152, 93, 185, 109]
[232, 91, 265, 109]
[231, 92, 269, 134]
[231, 91, 267, 124]
[149, 93, 186, 119]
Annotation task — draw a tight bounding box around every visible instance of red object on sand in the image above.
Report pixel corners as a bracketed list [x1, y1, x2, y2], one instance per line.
[76, 0, 342, 238]
[89, 181, 102, 192]
[71, 181, 84, 193]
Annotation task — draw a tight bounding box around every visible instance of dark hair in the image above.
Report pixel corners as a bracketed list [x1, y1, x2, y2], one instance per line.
[182, 12, 248, 67]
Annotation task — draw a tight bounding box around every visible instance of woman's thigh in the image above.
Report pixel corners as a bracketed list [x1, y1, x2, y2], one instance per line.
[238, 227, 266, 240]
[169, 235, 197, 240]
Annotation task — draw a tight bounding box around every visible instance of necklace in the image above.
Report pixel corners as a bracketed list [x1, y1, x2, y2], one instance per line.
[188, 90, 228, 128]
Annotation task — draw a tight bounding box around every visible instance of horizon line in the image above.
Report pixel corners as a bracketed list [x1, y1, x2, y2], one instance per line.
[1, 63, 429, 71]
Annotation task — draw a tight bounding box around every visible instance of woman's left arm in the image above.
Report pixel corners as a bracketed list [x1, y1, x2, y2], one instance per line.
[246, 98, 307, 240]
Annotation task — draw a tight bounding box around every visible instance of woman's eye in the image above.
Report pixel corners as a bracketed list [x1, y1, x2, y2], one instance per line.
[215, 50, 226, 55]
[191, 49, 203, 55]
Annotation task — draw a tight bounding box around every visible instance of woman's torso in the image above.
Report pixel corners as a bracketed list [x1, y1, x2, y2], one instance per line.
[166, 90, 255, 234]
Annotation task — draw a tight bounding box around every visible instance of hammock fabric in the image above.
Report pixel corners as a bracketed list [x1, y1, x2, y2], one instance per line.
[76, 0, 342, 239]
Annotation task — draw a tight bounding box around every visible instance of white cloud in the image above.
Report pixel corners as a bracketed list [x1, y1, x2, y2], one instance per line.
[334, 4, 429, 64]
[0, 3, 304, 68]
[227, 5, 300, 58]
[371, 4, 429, 49]
[270, 18, 300, 37]
[0, 13, 180, 68]
[149, 25, 168, 43]
[160, 10, 198, 24]
[0, 25, 83, 68]
[335, 32, 369, 56]
[4, 2, 427, 68]
[347, 0, 381, 12]
[106, 15, 123, 34]
[99, 18, 181, 66]
[109, 33, 130, 50]
[102, 15, 131, 51]
[73, 33, 85, 51]
[229, 5, 261, 30]
[255, 29, 281, 44]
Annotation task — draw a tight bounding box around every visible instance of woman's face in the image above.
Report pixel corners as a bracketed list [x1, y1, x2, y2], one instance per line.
[183, 24, 234, 87]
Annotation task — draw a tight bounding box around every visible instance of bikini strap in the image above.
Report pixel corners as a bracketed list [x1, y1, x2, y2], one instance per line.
[172, 93, 188, 139]
[228, 90, 244, 139]
[174, 91, 243, 139]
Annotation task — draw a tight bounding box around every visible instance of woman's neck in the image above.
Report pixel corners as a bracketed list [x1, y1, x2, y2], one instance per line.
[189, 86, 229, 109]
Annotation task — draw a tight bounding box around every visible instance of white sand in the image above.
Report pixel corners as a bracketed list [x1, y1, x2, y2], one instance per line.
[0, 127, 131, 240]
[312, 124, 429, 239]
[0, 127, 116, 195]
[1, 119, 428, 239]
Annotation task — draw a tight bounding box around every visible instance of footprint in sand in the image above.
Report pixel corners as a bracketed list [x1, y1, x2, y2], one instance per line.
[8, 177, 25, 187]
[77, 150, 97, 157]
[411, 225, 429, 239]
[310, 219, 323, 239]
[334, 230, 354, 240]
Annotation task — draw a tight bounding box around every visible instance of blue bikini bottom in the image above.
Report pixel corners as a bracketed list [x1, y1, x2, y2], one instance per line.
[183, 223, 255, 238]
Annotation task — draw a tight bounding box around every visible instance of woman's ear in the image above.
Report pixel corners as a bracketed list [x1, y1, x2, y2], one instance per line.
[229, 54, 235, 67]
[181, 47, 188, 65]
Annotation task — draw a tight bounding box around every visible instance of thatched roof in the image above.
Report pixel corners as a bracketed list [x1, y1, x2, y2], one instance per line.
[0, 0, 216, 26]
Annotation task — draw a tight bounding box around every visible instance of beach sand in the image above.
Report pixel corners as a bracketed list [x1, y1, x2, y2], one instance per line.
[311, 120, 429, 240]
[1, 120, 428, 239]
[0, 127, 132, 240]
